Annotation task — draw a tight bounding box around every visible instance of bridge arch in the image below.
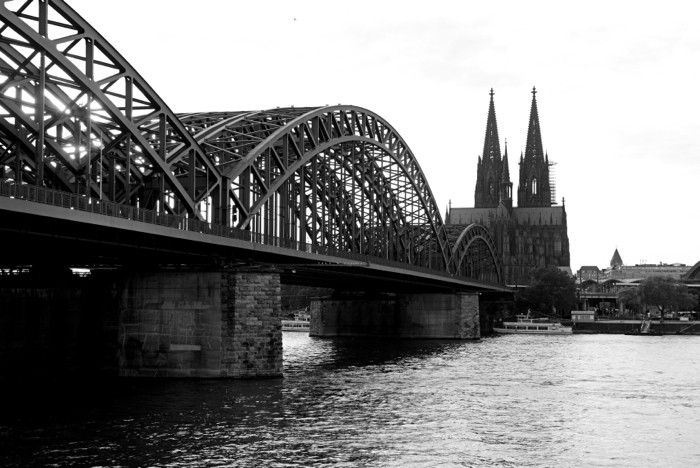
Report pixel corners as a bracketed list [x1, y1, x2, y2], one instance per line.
[0, 1, 504, 283]
[684, 261, 700, 280]
[0, 0, 221, 218]
[449, 224, 503, 285]
[183, 107, 452, 270]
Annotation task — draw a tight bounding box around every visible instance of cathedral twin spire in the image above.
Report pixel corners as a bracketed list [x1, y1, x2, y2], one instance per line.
[474, 87, 551, 209]
[474, 89, 512, 208]
[518, 87, 552, 207]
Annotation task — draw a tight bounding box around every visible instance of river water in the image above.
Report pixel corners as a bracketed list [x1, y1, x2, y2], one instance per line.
[2, 333, 700, 467]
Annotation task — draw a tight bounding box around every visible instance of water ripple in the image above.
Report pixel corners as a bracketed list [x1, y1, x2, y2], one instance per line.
[2, 334, 700, 467]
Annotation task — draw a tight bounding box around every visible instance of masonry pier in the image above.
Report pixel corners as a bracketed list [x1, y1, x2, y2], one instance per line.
[0, 267, 283, 380]
[1, 267, 497, 380]
[310, 292, 481, 339]
[119, 267, 282, 378]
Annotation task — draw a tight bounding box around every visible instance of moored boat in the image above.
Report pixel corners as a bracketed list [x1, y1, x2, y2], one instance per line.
[282, 309, 310, 332]
[494, 314, 573, 335]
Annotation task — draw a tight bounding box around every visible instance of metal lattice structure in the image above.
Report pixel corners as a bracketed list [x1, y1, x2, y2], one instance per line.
[0, 0, 503, 284]
[450, 224, 502, 284]
[684, 261, 700, 281]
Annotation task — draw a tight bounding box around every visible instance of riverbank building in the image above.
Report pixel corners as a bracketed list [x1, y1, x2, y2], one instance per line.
[593, 248, 691, 281]
[445, 88, 571, 285]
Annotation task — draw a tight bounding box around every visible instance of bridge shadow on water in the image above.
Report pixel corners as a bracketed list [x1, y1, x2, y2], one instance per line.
[0, 336, 475, 415]
[0, 375, 294, 467]
[0, 335, 476, 419]
[0, 335, 484, 467]
[283, 334, 475, 374]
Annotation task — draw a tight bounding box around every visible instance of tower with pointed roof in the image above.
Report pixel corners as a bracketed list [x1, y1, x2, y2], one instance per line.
[517, 87, 552, 208]
[500, 143, 513, 209]
[474, 89, 512, 208]
[610, 248, 623, 268]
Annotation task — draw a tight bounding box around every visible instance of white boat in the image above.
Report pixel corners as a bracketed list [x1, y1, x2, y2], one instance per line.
[282, 310, 310, 332]
[494, 314, 572, 335]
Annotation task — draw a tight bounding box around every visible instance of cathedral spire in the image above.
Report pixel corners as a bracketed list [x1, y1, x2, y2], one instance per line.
[499, 143, 513, 208]
[517, 86, 551, 207]
[524, 86, 544, 163]
[475, 88, 504, 208]
[502, 140, 510, 179]
[482, 88, 501, 162]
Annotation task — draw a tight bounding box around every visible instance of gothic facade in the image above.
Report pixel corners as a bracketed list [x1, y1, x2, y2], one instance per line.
[446, 88, 571, 285]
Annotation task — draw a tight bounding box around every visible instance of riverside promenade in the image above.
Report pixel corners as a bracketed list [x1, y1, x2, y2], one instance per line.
[573, 319, 700, 335]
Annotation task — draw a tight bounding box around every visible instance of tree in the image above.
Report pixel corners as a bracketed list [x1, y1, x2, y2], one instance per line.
[518, 266, 576, 316]
[617, 288, 640, 316]
[637, 276, 698, 315]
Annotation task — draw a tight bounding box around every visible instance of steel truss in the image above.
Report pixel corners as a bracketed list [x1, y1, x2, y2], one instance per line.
[0, 0, 219, 218]
[685, 262, 700, 280]
[0, 0, 503, 283]
[450, 224, 503, 285]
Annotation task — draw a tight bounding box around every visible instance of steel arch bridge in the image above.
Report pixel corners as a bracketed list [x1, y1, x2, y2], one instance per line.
[0, 0, 503, 285]
[684, 261, 700, 281]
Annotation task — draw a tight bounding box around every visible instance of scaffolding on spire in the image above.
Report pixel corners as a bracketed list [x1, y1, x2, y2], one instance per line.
[549, 160, 557, 205]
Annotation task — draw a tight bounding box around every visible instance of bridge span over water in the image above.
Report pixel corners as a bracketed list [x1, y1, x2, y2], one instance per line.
[0, 1, 509, 379]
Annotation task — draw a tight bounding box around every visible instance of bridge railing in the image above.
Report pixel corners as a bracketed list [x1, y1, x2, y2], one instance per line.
[0, 182, 499, 287]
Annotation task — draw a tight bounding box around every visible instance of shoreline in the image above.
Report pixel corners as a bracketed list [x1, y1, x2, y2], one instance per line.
[573, 320, 700, 335]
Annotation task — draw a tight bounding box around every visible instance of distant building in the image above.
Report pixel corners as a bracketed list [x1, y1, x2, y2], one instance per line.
[575, 250, 697, 314]
[598, 248, 690, 280]
[578, 266, 601, 283]
[446, 88, 571, 285]
[610, 248, 623, 269]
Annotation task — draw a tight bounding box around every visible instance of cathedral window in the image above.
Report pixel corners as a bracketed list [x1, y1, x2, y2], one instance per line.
[531, 178, 538, 195]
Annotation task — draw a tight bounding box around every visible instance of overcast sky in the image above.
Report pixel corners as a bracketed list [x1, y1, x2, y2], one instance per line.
[67, 0, 700, 272]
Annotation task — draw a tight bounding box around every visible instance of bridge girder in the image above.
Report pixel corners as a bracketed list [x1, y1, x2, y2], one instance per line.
[0, 0, 220, 218]
[0, 0, 504, 284]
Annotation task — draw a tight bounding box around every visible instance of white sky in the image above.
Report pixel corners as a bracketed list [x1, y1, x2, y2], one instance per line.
[67, 0, 700, 272]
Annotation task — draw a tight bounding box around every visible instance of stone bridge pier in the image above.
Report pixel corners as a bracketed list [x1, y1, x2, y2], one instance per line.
[118, 267, 282, 378]
[309, 292, 480, 339]
[0, 267, 283, 380]
[1, 267, 488, 381]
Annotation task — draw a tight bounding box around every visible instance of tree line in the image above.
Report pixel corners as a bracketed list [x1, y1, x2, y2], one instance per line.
[517, 266, 698, 317]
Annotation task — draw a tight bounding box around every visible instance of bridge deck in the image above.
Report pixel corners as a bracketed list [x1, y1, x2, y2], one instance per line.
[0, 188, 508, 293]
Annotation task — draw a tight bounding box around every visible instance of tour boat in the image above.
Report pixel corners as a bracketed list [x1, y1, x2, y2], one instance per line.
[282, 310, 310, 332]
[493, 314, 573, 335]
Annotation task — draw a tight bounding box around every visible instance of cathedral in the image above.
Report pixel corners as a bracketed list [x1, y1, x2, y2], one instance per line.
[445, 88, 571, 285]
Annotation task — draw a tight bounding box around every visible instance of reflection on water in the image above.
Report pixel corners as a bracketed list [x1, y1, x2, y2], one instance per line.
[2, 333, 700, 467]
